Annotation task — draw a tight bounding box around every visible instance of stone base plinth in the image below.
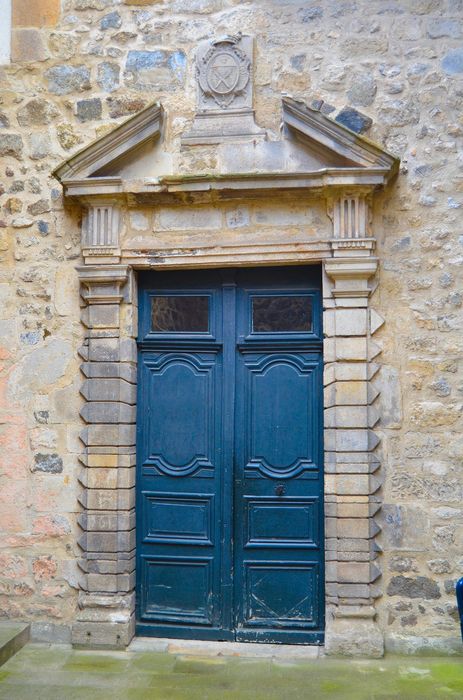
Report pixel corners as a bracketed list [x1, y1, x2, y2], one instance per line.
[325, 607, 384, 658]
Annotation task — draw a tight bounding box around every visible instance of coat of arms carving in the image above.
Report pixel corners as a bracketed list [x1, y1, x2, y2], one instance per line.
[181, 34, 265, 145]
[198, 36, 250, 109]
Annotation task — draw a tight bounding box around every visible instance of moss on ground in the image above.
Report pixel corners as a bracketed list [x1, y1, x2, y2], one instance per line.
[0, 644, 462, 699]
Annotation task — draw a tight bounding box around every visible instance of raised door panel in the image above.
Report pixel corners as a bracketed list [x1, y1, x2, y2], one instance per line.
[235, 349, 324, 643]
[137, 345, 226, 636]
[141, 352, 218, 478]
[242, 353, 320, 479]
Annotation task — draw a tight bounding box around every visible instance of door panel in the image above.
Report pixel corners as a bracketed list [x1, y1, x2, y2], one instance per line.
[136, 267, 324, 644]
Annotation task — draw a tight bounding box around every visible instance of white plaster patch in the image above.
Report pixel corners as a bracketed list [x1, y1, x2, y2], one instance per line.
[130, 211, 149, 231]
[0, 0, 11, 65]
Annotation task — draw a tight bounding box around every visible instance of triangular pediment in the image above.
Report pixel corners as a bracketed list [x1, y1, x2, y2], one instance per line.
[53, 102, 163, 182]
[53, 97, 399, 199]
[282, 97, 397, 174]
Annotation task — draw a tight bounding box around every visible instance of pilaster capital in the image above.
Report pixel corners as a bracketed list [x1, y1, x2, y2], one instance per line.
[324, 257, 378, 299]
[76, 264, 130, 305]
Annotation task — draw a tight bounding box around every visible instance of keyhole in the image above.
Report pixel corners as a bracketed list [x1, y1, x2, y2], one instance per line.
[275, 484, 285, 497]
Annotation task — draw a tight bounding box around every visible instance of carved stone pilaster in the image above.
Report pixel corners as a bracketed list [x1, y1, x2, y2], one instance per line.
[331, 193, 372, 240]
[323, 254, 385, 658]
[73, 264, 137, 649]
[82, 204, 121, 264]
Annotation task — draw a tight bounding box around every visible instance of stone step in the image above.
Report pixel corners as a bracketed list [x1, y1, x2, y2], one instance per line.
[130, 636, 322, 659]
[0, 623, 30, 667]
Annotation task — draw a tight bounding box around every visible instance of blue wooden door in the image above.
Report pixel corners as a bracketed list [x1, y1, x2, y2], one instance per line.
[136, 267, 324, 644]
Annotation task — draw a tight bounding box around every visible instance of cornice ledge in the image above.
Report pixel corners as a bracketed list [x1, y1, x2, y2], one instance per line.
[61, 168, 389, 200]
[53, 102, 163, 183]
[282, 97, 399, 181]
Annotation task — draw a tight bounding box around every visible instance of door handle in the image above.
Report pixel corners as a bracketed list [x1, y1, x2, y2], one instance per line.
[275, 484, 285, 497]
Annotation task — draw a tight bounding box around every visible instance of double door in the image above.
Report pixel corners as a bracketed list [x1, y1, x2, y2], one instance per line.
[136, 266, 324, 644]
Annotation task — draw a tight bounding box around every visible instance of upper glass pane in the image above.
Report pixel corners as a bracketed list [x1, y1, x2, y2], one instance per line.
[151, 295, 209, 333]
[252, 295, 312, 333]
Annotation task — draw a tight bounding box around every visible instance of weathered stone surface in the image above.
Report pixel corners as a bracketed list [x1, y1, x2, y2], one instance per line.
[0, 134, 23, 158]
[75, 98, 102, 122]
[29, 133, 52, 160]
[32, 453, 63, 474]
[17, 99, 59, 127]
[335, 107, 373, 134]
[97, 62, 120, 93]
[387, 576, 441, 600]
[124, 50, 186, 90]
[27, 199, 51, 216]
[11, 29, 48, 63]
[0, 0, 461, 658]
[106, 96, 146, 118]
[56, 123, 83, 151]
[45, 65, 91, 95]
[100, 11, 122, 29]
[325, 617, 384, 658]
[442, 48, 463, 74]
[12, 0, 61, 27]
[347, 73, 377, 107]
[48, 32, 80, 60]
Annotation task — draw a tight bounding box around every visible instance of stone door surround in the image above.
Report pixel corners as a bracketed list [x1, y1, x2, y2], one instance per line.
[53, 97, 399, 657]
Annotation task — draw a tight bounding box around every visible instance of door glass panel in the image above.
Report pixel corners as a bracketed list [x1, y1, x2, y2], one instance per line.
[151, 295, 209, 333]
[252, 295, 312, 333]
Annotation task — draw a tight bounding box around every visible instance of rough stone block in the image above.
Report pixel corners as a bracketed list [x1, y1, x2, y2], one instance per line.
[325, 617, 384, 657]
[75, 98, 102, 123]
[97, 62, 120, 93]
[125, 50, 187, 91]
[45, 65, 91, 95]
[11, 29, 48, 62]
[72, 618, 134, 649]
[0, 134, 23, 159]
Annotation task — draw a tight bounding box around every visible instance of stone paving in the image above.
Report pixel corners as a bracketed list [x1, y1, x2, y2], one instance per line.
[0, 643, 462, 699]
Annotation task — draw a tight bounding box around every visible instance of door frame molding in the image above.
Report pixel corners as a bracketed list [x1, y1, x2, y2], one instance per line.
[74, 209, 384, 656]
[54, 95, 398, 657]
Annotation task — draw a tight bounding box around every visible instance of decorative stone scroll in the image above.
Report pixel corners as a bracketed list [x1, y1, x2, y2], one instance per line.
[182, 34, 264, 145]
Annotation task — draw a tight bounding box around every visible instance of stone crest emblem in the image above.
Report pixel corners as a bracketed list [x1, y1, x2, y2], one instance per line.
[198, 36, 250, 109]
[182, 34, 264, 144]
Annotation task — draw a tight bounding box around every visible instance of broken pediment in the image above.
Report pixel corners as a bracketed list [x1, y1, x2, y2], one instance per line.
[53, 96, 399, 203]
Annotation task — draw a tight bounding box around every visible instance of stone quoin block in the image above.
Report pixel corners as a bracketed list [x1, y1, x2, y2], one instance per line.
[12, 0, 61, 27]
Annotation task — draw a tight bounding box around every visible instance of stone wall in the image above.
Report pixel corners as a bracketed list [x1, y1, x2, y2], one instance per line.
[0, 0, 462, 651]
